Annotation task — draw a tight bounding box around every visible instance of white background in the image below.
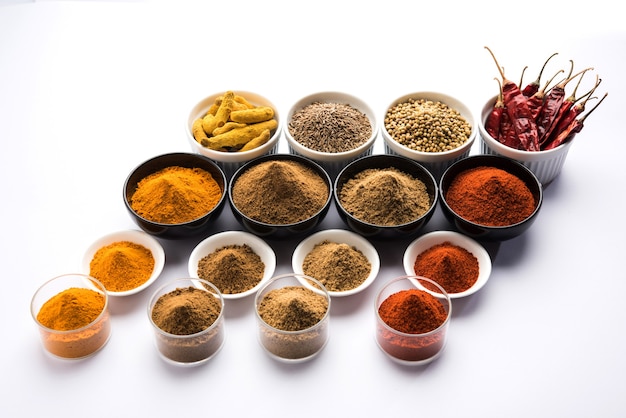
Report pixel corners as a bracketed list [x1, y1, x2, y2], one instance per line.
[1, 1, 624, 417]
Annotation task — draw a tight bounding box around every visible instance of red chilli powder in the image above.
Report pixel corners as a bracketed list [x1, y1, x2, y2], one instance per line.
[445, 166, 535, 226]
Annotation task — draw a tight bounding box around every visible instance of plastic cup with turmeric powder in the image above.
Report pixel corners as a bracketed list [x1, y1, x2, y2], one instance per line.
[31, 274, 111, 360]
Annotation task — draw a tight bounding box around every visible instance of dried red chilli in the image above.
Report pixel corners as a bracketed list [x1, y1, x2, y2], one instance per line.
[544, 76, 600, 147]
[544, 92, 607, 150]
[527, 69, 564, 121]
[485, 47, 540, 151]
[499, 109, 520, 149]
[537, 64, 592, 144]
[522, 52, 559, 97]
[485, 78, 504, 139]
[484, 47, 607, 152]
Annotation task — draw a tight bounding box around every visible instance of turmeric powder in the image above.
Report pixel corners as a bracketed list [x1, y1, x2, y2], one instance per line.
[89, 241, 155, 292]
[37, 287, 106, 331]
[130, 166, 222, 224]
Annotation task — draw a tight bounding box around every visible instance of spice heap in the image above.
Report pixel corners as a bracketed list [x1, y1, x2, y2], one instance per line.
[257, 286, 328, 331]
[302, 240, 371, 292]
[151, 286, 221, 335]
[131, 166, 222, 224]
[385, 98, 471, 152]
[445, 166, 535, 226]
[484, 47, 607, 151]
[150, 285, 224, 363]
[413, 242, 479, 294]
[37, 288, 106, 331]
[257, 284, 329, 360]
[232, 159, 329, 225]
[377, 287, 448, 362]
[288, 102, 372, 153]
[197, 244, 265, 295]
[378, 289, 447, 334]
[192, 90, 278, 152]
[36, 285, 111, 359]
[89, 241, 155, 292]
[339, 167, 430, 226]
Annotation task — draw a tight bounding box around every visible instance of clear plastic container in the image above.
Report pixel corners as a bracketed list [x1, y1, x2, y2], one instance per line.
[148, 278, 225, 367]
[375, 275, 451, 365]
[31, 274, 111, 360]
[255, 273, 330, 363]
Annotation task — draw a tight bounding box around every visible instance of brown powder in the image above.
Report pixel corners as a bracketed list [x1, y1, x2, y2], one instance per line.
[232, 160, 329, 224]
[339, 167, 431, 226]
[257, 286, 328, 331]
[197, 244, 265, 294]
[302, 240, 371, 292]
[151, 286, 221, 335]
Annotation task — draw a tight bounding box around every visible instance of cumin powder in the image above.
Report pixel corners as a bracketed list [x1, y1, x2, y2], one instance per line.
[197, 244, 265, 295]
[339, 167, 431, 226]
[232, 159, 328, 224]
[302, 240, 371, 292]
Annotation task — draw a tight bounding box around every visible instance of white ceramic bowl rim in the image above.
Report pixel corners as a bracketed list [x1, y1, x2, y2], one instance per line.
[402, 230, 492, 299]
[381, 91, 477, 159]
[81, 229, 166, 297]
[285, 91, 379, 161]
[291, 228, 381, 297]
[187, 230, 277, 299]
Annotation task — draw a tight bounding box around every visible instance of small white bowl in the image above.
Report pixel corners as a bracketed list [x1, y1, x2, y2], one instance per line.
[188, 230, 276, 299]
[186, 91, 282, 178]
[478, 95, 574, 185]
[82, 229, 165, 297]
[285, 91, 378, 178]
[292, 229, 380, 297]
[382, 91, 476, 179]
[402, 230, 491, 299]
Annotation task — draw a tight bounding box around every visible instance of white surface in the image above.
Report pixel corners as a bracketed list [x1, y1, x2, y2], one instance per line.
[1, 1, 624, 418]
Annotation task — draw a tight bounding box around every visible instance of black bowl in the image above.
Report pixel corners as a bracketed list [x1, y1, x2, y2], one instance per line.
[334, 154, 438, 238]
[228, 154, 333, 238]
[439, 155, 543, 241]
[123, 152, 227, 239]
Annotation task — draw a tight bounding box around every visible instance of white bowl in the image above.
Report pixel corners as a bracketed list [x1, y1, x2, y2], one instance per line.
[82, 229, 165, 297]
[478, 95, 574, 186]
[381, 91, 477, 179]
[188, 230, 276, 299]
[186, 91, 282, 178]
[292, 229, 380, 297]
[285, 91, 378, 178]
[402, 230, 491, 299]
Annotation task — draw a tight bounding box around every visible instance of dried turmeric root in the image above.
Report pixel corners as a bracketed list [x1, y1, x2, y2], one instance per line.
[192, 118, 210, 146]
[204, 119, 277, 150]
[239, 129, 270, 152]
[230, 106, 274, 124]
[192, 91, 277, 152]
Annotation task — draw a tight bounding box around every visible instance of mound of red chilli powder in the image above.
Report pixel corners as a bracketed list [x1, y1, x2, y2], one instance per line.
[445, 166, 535, 226]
